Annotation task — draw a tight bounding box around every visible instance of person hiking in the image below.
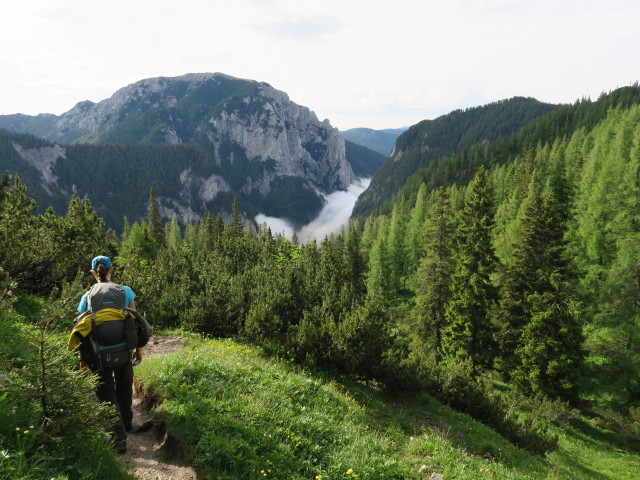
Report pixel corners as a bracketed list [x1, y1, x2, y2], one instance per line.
[70, 255, 142, 453]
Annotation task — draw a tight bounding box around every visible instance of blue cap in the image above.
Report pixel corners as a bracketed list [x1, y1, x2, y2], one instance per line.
[91, 255, 112, 270]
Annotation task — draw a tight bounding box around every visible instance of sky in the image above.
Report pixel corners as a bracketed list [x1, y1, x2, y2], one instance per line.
[1, 0, 639, 131]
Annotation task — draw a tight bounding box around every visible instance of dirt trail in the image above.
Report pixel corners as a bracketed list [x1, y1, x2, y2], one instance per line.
[121, 335, 198, 480]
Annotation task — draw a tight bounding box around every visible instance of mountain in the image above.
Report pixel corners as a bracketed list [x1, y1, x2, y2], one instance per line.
[378, 84, 640, 219]
[341, 127, 408, 156]
[0, 73, 365, 228]
[343, 140, 386, 177]
[351, 97, 559, 217]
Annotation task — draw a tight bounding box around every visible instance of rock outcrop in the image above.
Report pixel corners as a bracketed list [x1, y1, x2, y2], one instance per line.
[0, 73, 357, 227]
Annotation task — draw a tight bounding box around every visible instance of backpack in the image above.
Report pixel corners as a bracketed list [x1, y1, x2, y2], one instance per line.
[75, 283, 153, 370]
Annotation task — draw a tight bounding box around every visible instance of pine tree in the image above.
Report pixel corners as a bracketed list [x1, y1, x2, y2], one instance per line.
[441, 166, 498, 372]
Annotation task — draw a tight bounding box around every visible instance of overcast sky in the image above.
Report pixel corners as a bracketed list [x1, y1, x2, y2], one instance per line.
[1, 0, 638, 130]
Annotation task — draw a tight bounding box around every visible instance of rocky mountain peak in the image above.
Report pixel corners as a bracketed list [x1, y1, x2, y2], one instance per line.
[0, 73, 360, 227]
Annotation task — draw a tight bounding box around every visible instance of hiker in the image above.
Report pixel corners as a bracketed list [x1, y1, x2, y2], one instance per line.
[70, 255, 142, 453]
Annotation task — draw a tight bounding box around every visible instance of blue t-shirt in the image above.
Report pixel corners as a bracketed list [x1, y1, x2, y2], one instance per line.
[77, 285, 136, 313]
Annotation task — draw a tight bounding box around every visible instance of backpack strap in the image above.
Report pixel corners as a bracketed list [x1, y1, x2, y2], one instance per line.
[87, 283, 97, 312]
[90, 312, 102, 371]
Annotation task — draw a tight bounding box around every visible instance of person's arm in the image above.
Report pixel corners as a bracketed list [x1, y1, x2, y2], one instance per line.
[128, 298, 143, 364]
[132, 347, 142, 364]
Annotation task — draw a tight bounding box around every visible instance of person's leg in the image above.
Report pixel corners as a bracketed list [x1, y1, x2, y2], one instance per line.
[95, 367, 127, 451]
[114, 361, 134, 432]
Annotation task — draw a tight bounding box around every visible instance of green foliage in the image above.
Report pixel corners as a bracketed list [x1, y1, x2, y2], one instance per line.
[441, 166, 498, 371]
[354, 96, 559, 217]
[343, 139, 386, 177]
[146, 187, 165, 248]
[0, 288, 132, 479]
[412, 187, 454, 360]
[0, 176, 115, 294]
[498, 186, 584, 400]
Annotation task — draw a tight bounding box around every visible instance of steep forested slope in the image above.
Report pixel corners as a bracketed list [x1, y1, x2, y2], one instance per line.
[376, 85, 640, 217]
[341, 127, 406, 155]
[343, 139, 386, 177]
[352, 97, 558, 217]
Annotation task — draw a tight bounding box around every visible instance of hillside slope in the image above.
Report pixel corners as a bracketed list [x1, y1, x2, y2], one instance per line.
[137, 335, 640, 480]
[384, 84, 640, 216]
[341, 127, 407, 156]
[352, 97, 558, 217]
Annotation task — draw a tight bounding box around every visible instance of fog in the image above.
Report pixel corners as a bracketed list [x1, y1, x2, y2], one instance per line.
[255, 178, 371, 243]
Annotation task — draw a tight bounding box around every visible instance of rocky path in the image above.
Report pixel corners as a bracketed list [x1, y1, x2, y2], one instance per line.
[121, 335, 198, 480]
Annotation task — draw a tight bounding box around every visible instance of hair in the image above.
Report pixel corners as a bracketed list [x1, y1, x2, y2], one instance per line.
[96, 263, 109, 282]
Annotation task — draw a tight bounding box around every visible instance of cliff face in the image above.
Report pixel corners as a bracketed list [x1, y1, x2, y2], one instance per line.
[0, 73, 357, 227]
[23, 73, 354, 196]
[208, 83, 352, 195]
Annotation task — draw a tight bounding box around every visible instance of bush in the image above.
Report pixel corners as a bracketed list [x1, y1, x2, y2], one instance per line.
[0, 289, 132, 479]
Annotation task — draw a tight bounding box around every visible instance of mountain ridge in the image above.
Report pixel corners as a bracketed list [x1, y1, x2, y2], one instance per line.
[352, 96, 559, 217]
[0, 73, 386, 228]
[341, 127, 407, 156]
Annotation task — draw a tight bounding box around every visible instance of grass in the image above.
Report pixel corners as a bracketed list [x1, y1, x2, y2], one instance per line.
[135, 335, 640, 480]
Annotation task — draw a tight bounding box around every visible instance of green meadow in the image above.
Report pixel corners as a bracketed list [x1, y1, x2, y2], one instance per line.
[136, 336, 640, 480]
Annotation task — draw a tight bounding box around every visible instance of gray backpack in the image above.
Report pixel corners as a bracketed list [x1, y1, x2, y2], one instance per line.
[86, 283, 152, 368]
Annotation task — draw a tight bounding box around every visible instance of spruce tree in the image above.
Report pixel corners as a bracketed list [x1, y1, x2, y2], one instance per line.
[165, 213, 183, 251]
[508, 187, 584, 399]
[344, 222, 367, 302]
[214, 213, 225, 244]
[366, 219, 391, 305]
[441, 166, 498, 372]
[228, 196, 244, 238]
[146, 187, 165, 247]
[414, 187, 454, 360]
[200, 212, 216, 252]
